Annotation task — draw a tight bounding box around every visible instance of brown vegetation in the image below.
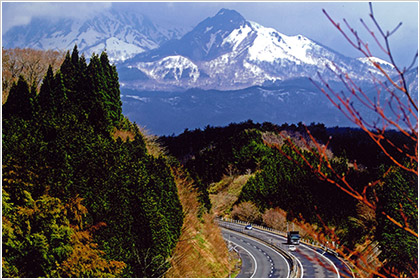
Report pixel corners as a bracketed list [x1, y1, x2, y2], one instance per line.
[165, 168, 235, 278]
[2, 48, 65, 103]
[209, 174, 251, 217]
[112, 129, 136, 142]
[231, 201, 262, 224]
[262, 208, 288, 232]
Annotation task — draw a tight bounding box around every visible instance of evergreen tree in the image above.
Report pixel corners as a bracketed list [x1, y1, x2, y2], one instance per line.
[100, 52, 122, 126]
[60, 46, 86, 110]
[375, 165, 418, 276]
[38, 66, 68, 117]
[2, 76, 34, 120]
[84, 54, 111, 132]
[59, 51, 76, 95]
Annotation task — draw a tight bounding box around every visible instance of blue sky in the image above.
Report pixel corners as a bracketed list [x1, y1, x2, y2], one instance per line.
[2, 1, 418, 66]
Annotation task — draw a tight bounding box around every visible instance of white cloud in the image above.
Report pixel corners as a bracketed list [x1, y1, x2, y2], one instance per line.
[2, 2, 112, 33]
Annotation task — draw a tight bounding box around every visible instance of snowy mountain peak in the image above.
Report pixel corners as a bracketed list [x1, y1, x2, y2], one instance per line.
[215, 8, 246, 21]
[128, 8, 249, 63]
[121, 8, 400, 91]
[244, 21, 318, 65]
[3, 10, 186, 62]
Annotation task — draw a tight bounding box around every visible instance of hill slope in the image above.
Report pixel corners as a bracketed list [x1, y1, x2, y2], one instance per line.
[2, 47, 232, 278]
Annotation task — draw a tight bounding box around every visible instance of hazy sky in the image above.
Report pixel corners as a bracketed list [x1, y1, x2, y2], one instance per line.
[2, 1, 418, 66]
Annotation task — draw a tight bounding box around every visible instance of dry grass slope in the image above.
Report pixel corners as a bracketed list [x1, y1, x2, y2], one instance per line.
[209, 174, 251, 218]
[165, 168, 235, 278]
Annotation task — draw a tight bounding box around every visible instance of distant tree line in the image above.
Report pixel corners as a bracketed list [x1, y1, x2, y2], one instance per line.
[2, 46, 183, 278]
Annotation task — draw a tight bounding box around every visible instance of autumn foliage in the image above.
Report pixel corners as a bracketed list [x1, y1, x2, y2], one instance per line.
[2, 48, 65, 103]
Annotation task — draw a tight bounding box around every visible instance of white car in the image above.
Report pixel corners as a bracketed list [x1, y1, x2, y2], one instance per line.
[288, 245, 296, 251]
[245, 224, 253, 230]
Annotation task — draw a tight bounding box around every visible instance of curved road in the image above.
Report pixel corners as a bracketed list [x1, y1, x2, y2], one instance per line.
[220, 221, 353, 278]
[222, 228, 290, 278]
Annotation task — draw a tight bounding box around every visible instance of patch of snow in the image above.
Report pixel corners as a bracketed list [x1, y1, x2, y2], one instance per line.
[247, 21, 317, 65]
[125, 95, 151, 102]
[222, 23, 253, 51]
[161, 97, 181, 105]
[357, 57, 394, 68]
[135, 55, 200, 82]
[85, 37, 145, 62]
[205, 33, 217, 54]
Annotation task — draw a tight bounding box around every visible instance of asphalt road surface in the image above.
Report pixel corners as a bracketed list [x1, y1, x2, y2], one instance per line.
[222, 228, 290, 278]
[220, 221, 353, 278]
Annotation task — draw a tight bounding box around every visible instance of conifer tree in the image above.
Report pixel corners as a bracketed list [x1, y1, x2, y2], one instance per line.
[3, 76, 34, 120]
[38, 66, 67, 115]
[60, 46, 81, 105]
[85, 54, 110, 132]
[70, 45, 79, 68]
[60, 52, 76, 92]
[100, 52, 122, 126]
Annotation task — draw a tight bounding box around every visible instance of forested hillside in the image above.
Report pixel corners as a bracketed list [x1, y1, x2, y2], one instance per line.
[162, 120, 417, 277]
[2, 47, 184, 277]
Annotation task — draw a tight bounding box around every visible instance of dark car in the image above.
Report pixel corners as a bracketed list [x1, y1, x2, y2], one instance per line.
[245, 224, 253, 230]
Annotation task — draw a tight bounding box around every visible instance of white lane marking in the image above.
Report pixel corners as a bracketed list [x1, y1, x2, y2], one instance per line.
[295, 253, 304, 278]
[238, 227, 302, 278]
[222, 226, 291, 278]
[244, 235, 291, 278]
[249, 226, 342, 278]
[228, 240, 258, 278]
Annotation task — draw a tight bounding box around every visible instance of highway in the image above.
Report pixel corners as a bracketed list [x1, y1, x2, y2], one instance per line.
[220, 221, 353, 278]
[222, 228, 290, 278]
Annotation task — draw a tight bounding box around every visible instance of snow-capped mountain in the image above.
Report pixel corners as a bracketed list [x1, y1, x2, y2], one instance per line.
[120, 8, 396, 91]
[5, 7, 415, 136]
[3, 10, 186, 62]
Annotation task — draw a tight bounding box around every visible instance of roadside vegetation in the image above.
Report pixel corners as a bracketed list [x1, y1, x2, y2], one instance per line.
[162, 120, 417, 277]
[164, 166, 237, 278]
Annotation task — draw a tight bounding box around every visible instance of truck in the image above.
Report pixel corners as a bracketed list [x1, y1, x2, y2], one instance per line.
[287, 231, 300, 245]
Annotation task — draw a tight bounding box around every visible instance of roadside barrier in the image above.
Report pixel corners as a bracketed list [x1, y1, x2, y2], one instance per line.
[217, 217, 356, 278]
[219, 220, 301, 278]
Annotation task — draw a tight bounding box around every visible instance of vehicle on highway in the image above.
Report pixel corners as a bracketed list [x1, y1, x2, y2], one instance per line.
[287, 231, 300, 245]
[288, 245, 296, 251]
[245, 224, 253, 230]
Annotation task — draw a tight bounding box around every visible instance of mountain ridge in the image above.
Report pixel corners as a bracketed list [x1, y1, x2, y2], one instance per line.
[119, 8, 396, 91]
[3, 10, 186, 62]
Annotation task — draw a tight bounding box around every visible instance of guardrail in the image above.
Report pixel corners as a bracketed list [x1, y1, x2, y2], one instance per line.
[219, 217, 331, 249]
[218, 219, 301, 278]
[218, 218, 356, 278]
